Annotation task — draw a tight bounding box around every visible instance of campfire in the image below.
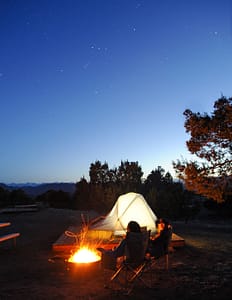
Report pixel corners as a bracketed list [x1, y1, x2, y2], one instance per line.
[67, 246, 101, 279]
[68, 246, 101, 264]
[67, 214, 102, 265]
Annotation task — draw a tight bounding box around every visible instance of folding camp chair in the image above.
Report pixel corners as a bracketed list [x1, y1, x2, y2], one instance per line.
[129, 226, 172, 289]
[164, 227, 173, 270]
[157, 226, 172, 270]
[108, 230, 151, 295]
[147, 226, 173, 272]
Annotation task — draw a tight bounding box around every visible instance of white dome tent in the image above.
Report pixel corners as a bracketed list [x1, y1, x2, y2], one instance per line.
[89, 192, 157, 237]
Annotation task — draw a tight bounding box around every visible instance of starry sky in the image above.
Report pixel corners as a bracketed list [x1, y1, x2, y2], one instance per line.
[1, 0, 232, 184]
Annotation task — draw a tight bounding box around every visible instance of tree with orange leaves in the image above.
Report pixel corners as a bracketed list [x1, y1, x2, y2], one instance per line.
[173, 96, 232, 203]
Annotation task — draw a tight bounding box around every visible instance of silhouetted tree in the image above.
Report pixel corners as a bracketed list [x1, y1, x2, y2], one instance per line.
[144, 166, 165, 193]
[72, 177, 91, 209]
[143, 167, 199, 220]
[173, 96, 232, 203]
[38, 190, 71, 208]
[164, 171, 173, 184]
[145, 187, 158, 212]
[116, 160, 143, 192]
[8, 189, 32, 206]
[89, 160, 110, 184]
[0, 186, 10, 207]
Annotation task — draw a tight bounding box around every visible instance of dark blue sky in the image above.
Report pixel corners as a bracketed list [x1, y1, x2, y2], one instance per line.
[1, 0, 232, 183]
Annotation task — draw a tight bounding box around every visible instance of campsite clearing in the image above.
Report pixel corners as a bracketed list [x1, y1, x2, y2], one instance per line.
[53, 193, 185, 252]
[0, 208, 231, 300]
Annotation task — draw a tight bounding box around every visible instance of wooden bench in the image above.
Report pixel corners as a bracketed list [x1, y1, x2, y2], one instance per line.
[1, 204, 38, 213]
[0, 222, 11, 228]
[0, 232, 20, 247]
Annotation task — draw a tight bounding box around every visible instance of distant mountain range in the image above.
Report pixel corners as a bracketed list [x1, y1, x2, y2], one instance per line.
[0, 182, 76, 197]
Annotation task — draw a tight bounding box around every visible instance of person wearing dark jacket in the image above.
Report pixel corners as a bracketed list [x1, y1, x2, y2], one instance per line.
[147, 218, 172, 258]
[97, 221, 144, 268]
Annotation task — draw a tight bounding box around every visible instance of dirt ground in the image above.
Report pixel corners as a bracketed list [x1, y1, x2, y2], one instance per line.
[0, 208, 231, 300]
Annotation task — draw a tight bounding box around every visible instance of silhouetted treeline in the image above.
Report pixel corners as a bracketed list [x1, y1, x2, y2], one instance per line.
[0, 187, 34, 207]
[0, 160, 202, 220]
[71, 160, 200, 220]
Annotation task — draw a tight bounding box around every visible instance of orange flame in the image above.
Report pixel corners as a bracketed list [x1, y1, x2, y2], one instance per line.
[68, 247, 101, 264]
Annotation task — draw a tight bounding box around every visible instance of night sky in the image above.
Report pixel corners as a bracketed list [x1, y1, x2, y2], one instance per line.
[1, 0, 232, 183]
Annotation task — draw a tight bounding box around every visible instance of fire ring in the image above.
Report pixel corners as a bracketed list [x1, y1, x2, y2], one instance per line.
[66, 247, 102, 278]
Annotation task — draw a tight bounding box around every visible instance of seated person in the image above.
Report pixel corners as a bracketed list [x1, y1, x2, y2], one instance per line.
[97, 221, 145, 269]
[147, 218, 172, 258]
